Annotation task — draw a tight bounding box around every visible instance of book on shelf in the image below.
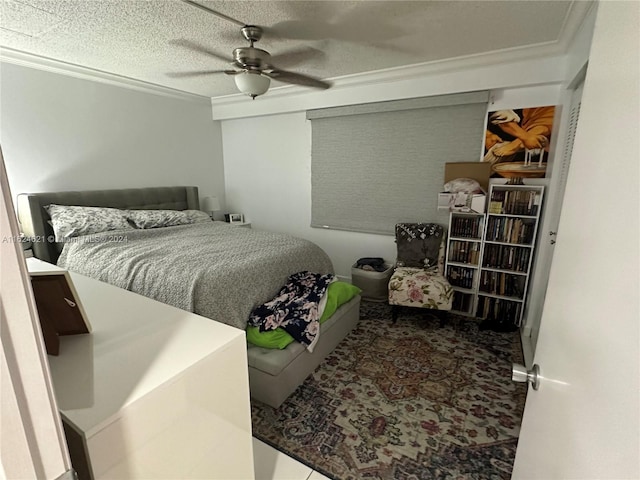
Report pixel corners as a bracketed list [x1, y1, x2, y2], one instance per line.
[477, 296, 521, 330]
[489, 201, 503, 214]
[450, 240, 481, 265]
[531, 192, 542, 216]
[482, 244, 530, 272]
[490, 189, 541, 216]
[447, 265, 474, 289]
[452, 291, 473, 312]
[451, 215, 482, 238]
[486, 217, 535, 244]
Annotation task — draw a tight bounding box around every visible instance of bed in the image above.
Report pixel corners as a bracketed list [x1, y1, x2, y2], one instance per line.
[17, 186, 360, 407]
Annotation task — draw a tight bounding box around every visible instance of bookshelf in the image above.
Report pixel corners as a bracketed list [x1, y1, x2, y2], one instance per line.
[477, 184, 544, 327]
[445, 211, 485, 316]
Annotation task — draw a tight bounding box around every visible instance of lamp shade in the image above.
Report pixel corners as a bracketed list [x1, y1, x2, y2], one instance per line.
[234, 71, 270, 98]
[202, 196, 220, 212]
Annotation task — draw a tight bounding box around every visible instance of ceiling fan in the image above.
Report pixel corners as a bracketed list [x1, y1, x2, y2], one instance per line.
[168, 0, 332, 99]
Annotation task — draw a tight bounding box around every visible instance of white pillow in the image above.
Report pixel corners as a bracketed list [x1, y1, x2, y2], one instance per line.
[125, 209, 211, 229]
[443, 178, 483, 194]
[183, 210, 213, 224]
[45, 204, 133, 240]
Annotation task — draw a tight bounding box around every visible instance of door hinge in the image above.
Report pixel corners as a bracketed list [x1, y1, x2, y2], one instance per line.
[55, 469, 78, 480]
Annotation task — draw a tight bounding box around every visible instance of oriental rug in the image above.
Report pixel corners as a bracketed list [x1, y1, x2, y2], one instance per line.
[251, 301, 527, 480]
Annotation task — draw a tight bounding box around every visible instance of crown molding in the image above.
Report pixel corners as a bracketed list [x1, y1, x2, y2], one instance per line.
[0, 46, 211, 104]
[209, 1, 596, 119]
[554, 0, 598, 53]
[209, 46, 568, 120]
[216, 39, 561, 100]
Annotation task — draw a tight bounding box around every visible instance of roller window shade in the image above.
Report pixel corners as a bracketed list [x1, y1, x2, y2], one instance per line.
[308, 91, 489, 235]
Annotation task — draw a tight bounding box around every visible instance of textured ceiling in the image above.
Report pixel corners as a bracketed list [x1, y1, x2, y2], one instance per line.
[0, 0, 579, 98]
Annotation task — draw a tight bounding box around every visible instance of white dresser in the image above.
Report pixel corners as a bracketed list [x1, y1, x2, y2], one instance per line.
[27, 258, 254, 480]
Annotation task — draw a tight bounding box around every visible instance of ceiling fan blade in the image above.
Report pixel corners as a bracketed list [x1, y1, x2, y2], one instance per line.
[179, 0, 246, 27]
[268, 46, 325, 69]
[264, 69, 331, 90]
[169, 39, 232, 64]
[267, 2, 412, 44]
[166, 70, 237, 78]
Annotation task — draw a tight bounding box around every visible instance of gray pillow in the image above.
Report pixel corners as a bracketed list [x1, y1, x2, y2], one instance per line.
[395, 223, 444, 269]
[125, 209, 211, 229]
[45, 204, 133, 240]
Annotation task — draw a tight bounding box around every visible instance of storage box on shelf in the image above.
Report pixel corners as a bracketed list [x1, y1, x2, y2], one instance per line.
[445, 212, 485, 316]
[437, 192, 487, 214]
[478, 184, 544, 327]
[438, 161, 491, 215]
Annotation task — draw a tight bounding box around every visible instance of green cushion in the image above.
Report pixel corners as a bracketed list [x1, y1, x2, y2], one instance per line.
[319, 281, 362, 322]
[246, 281, 361, 349]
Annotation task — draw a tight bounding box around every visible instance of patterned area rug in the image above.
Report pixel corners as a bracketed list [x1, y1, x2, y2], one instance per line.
[251, 301, 527, 480]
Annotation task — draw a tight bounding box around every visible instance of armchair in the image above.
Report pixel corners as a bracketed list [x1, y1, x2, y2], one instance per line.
[388, 223, 453, 323]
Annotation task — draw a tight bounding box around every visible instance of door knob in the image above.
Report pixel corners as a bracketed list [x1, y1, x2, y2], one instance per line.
[512, 363, 541, 390]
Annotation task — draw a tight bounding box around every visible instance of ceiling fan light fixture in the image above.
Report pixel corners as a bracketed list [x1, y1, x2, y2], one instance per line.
[234, 71, 270, 99]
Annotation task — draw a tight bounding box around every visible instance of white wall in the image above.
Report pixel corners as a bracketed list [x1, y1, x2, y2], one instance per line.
[223, 110, 398, 280]
[222, 67, 565, 279]
[0, 63, 225, 210]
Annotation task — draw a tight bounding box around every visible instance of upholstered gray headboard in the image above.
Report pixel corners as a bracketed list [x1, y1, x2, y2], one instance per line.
[17, 186, 200, 264]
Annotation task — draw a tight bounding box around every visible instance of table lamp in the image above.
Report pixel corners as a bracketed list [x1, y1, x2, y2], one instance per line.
[202, 196, 220, 219]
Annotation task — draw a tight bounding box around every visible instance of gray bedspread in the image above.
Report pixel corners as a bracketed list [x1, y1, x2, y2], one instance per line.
[57, 222, 334, 330]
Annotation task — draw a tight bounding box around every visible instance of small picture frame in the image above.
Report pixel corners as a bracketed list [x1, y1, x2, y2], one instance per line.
[229, 213, 244, 224]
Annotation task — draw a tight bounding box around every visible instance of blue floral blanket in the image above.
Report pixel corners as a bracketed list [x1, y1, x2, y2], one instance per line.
[248, 271, 335, 350]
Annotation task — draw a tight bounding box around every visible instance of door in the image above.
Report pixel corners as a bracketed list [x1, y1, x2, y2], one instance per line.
[0, 147, 72, 478]
[512, 2, 639, 478]
[524, 79, 584, 360]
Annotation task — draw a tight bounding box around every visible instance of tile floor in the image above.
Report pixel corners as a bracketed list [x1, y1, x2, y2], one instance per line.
[253, 438, 330, 480]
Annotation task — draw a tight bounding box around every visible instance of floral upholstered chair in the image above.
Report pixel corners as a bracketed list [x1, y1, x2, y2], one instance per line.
[388, 223, 453, 323]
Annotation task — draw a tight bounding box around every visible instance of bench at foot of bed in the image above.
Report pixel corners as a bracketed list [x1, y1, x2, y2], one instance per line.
[247, 295, 360, 408]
